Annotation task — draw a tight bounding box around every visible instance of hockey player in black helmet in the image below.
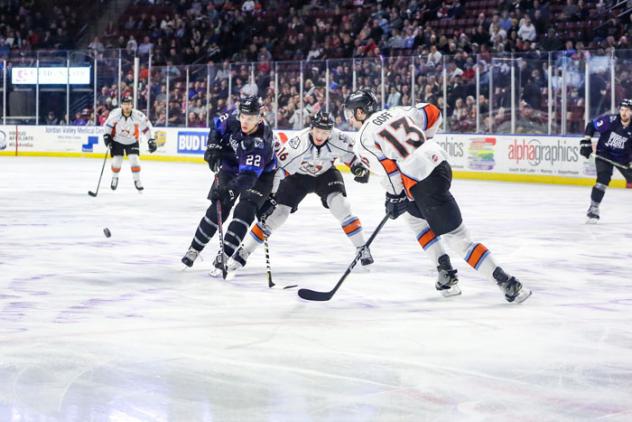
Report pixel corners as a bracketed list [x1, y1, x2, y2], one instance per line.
[343, 88, 380, 122]
[181, 96, 278, 277]
[345, 88, 531, 303]
[226, 110, 375, 274]
[580, 98, 632, 223]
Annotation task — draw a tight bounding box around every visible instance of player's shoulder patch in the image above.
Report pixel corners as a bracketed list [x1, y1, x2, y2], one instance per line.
[336, 129, 353, 145]
[288, 136, 301, 149]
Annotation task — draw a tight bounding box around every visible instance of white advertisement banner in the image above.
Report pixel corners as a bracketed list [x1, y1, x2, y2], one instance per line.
[2, 125, 625, 183]
[11, 67, 91, 85]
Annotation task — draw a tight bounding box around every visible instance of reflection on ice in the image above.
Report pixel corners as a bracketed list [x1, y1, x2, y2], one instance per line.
[1, 157, 631, 421]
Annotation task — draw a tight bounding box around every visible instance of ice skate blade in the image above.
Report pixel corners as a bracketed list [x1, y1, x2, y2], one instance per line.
[208, 267, 228, 279]
[510, 288, 532, 304]
[439, 285, 462, 297]
[585, 217, 599, 224]
[208, 268, 222, 278]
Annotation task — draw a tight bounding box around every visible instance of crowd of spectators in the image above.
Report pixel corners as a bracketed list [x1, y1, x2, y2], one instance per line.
[3, 0, 631, 133]
[80, 0, 629, 133]
[0, 0, 102, 55]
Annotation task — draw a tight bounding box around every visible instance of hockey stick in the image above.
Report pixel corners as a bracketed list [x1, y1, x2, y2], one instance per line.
[260, 217, 297, 290]
[592, 153, 632, 170]
[298, 214, 389, 301]
[263, 233, 275, 288]
[216, 200, 228, 279]
[88, 147, 110, 197]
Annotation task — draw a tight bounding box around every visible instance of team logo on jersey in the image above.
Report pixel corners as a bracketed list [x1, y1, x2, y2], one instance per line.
[300, 162, 323, 175]
[252, 137, 264, 149]
[289, 137, 300, 149]
[604, 132, 627, 150]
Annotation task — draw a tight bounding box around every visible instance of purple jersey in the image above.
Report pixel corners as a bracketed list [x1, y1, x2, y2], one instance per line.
[588, 114, 632, 165]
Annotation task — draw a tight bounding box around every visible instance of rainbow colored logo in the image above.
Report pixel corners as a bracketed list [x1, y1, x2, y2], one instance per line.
[468, 137, 496, 170]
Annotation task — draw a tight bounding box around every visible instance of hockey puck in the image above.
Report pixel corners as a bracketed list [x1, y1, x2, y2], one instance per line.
[103, 228, 112, 238]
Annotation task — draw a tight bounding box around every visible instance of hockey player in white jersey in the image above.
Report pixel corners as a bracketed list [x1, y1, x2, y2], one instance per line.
[345, 88, 531, 303]
[226, 111, 374, 272]
[103, 96, 157, 191]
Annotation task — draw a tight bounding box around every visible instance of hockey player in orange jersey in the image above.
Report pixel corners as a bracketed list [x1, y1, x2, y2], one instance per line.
[345, 88, 531, 303]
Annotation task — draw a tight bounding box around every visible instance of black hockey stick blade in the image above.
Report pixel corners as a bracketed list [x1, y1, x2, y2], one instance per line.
[298, 287, 335, 301]
[298, 214, 390, 302]
[88, 191, 97, 197]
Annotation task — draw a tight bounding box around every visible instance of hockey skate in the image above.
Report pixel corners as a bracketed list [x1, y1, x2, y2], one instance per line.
[226, 247, 251, 273]
[134, 180, 144, 192]
[493, 267, 532, 303]
[209, 250, 229, 278]
[436, 254, 461, 297]
[357, 246, 374, 266]
[181, 247, 199, 268]
[110, 177, 119, 191]
[586, 204, 600, 224]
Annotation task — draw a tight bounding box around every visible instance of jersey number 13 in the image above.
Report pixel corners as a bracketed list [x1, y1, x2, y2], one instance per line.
[377, 117, 425, 158]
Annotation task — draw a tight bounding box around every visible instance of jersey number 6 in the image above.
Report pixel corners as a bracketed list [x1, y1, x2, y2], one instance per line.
[377, 116, 425, 158]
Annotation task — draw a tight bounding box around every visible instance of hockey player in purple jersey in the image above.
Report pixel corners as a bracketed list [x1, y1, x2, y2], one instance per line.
[181, 96, 277, 273]
[580, 99, 632, 222]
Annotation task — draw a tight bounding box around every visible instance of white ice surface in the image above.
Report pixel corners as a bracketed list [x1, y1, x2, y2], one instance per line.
[1, 156, 631, 422]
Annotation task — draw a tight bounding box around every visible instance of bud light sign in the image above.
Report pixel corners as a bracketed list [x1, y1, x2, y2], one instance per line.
[177, 131, 207, 154]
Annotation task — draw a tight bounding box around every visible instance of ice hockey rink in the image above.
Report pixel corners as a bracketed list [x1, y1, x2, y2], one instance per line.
[1, 156, 631, 421]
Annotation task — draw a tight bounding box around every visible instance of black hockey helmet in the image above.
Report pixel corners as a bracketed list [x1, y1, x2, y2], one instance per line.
[311, 111, 335, 130]
[620, 98, 632, 110]
[121, 95, 133, 104]
[239, 96, 262, 115]
[344, 88, 379, 121]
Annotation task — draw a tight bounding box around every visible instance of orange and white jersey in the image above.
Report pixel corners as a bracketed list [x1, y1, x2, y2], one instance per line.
[353, 103, 448, 197]
[413, 102, 443, 139]
[276, 128, 357, 177]
[104, 108, 153, 146]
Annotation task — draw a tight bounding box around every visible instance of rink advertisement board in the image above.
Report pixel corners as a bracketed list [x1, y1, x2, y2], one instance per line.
[0, 125, 625, 187]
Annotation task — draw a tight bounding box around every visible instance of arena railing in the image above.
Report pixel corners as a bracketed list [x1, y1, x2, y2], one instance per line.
[0, 48, 629, 136]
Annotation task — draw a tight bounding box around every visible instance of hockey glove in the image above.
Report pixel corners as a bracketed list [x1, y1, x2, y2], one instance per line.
[580, 136, 593, 159]
[257, 195, 278, 221]
[385, 191, 408, 220]
[210, 183, 237, 203]
[103, 133, 113, 148]
[147, 138, 157, 153]
[204, 143, 224, 172]
[350, 161, 370, 183]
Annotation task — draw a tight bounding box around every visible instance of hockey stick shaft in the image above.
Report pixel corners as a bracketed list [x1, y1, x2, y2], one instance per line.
[88, 147, 110, 197]
[216, 200, 228, 279]
[263, 231, 275, 288]
[592, 153, 632, 170]
[298, 214, 390, 301]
